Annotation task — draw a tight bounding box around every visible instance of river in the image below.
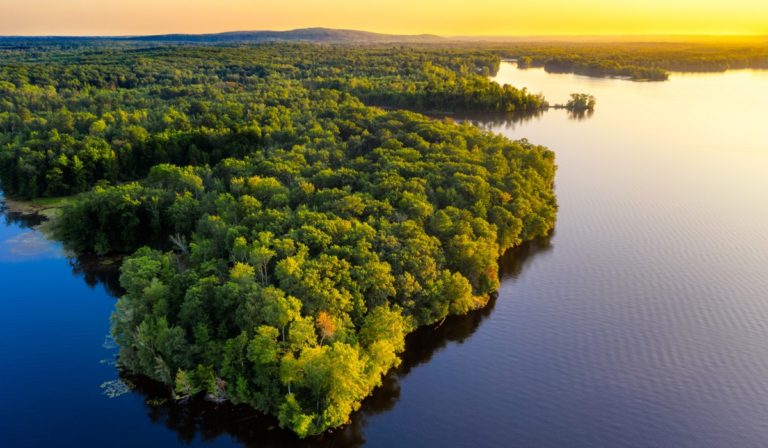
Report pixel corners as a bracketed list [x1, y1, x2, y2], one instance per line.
[2, 63, 768, 447]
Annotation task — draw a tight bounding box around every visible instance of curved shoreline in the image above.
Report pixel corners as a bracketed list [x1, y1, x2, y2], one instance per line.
[0, 194, 72, 235]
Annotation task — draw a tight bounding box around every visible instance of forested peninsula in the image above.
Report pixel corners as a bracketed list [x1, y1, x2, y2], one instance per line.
[0, 44, 557, 437]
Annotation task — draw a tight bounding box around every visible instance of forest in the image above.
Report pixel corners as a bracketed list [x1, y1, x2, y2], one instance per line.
[0, 44, 551, 199]
[0, 43, 557, 437]
[488, 40, 768, 80]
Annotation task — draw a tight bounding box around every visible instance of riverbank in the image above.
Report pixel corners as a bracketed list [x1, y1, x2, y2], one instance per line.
[0, 195, 72, 236]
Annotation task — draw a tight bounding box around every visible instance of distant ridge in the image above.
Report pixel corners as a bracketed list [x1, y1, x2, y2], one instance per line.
[1, 29, 762, 45]
[122, 27, 445, 44]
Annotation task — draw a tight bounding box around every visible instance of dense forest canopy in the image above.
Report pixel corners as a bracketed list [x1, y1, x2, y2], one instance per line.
[0, 43, 557, 437]
[3, 34, 764, 82]
[0, 44, 549, 199]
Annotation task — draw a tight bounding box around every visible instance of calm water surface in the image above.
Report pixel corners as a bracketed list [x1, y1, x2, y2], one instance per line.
[2, 64, 768, 447]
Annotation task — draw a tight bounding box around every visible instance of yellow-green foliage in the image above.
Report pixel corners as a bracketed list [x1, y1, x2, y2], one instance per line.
[13, 44, 558, 437]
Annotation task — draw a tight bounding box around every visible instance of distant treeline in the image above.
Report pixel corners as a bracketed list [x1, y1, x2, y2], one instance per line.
[490, 41, 768, 80]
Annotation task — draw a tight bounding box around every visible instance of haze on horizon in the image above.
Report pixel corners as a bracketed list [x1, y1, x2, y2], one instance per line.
[1, 0, 766, 37]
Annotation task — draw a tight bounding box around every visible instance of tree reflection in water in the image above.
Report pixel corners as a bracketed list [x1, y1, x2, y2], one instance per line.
[68, 254, 125, 298]
[445, 109, 546, 131]
[567, 108, 595, 121]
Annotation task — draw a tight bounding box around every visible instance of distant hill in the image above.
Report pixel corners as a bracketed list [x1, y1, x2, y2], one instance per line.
[2, 29, 761, 46]
[0, 28, 445, 46]
[121, 28, 445, 44]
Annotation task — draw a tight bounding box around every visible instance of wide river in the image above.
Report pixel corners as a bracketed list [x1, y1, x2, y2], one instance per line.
[2, 63, 768, 447]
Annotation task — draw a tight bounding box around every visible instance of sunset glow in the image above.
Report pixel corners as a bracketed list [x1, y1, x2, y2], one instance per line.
[1, 0, 766, 36]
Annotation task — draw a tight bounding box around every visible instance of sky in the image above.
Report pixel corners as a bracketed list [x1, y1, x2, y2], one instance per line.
[0, 0, 766, 36]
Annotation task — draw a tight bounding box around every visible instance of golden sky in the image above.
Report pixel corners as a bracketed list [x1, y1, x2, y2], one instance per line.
[1, 0, 766, 36]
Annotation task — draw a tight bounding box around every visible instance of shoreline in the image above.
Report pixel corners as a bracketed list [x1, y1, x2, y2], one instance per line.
[0, 194, 72, 236]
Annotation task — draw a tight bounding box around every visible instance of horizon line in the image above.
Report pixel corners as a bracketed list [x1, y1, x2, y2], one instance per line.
[0, 27, 765, 40]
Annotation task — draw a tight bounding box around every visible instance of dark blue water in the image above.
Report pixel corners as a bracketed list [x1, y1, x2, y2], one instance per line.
[0, 205, 242, 447]
[2, 65, 768, 447]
